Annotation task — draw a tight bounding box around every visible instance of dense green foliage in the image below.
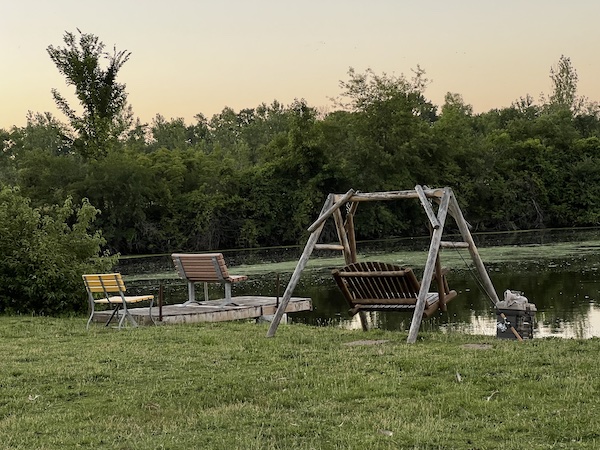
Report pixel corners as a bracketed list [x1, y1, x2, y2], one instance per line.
[0, 187, 116, 314]
[2, 34, 600, 257]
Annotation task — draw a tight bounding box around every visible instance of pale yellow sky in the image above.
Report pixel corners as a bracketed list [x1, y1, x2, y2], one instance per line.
[2, 0, 600, 129]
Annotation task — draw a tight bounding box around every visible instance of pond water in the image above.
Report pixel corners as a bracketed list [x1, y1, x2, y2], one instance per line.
[122, 229, 600, 339]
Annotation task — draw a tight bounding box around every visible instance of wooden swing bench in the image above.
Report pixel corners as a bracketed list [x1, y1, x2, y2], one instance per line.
[332, 261, 457, 318]
[267, 187, 496, 343]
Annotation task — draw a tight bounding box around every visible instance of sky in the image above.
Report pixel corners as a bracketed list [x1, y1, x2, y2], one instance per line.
[2, 0, 600, 129]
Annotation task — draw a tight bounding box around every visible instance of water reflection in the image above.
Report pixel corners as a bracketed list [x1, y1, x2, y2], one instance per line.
[264, 257, 600, 339]
[123, 229, 600, 339]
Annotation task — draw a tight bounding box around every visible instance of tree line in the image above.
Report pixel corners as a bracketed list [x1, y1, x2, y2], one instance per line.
[2, 31, 600, 259]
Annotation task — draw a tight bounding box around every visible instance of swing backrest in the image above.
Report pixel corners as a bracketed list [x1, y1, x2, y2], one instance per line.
[332, 262, 422, 304]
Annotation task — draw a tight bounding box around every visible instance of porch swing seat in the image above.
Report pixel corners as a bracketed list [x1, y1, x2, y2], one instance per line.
[332, 262, 457, 318]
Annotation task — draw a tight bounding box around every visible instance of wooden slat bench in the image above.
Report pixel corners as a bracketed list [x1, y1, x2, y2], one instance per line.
[172, 253, 248, 306]
[332, 262, 457, 318]
[82, 273, 154, 329]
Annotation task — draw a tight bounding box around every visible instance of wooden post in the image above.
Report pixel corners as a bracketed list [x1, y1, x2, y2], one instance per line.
[344, 202, 359, 264]
[158, 282, 164, 322]
[357, 311, 369, 331]
[314, 244, 345, 251]
[266, 195, 334, 337]
[407, 188, 451, 344]
[333, 208, 352, 263]
[338, 201, 367, 328]
[416, 184, 440, 229]
[448, 194, 500, 305]
[307, 189, 354, 233]
[435, 252, 446, 312]
[427, 220, 446, 313]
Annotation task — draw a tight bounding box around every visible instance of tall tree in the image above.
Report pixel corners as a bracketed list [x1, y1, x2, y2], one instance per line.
[47, 30, 133, 159]
[548, 55, 580, 113]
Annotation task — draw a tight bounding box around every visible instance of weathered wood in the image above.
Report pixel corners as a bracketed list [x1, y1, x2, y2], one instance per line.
[172, 253, 247, 305]
[426, 219, 447, 312]
[440, 195, 473, 231]
[172, 253, 227, 281]
[357, 311, 369, 331]
[93, 296, 312, 326]
[344, 201, 361, 331]
[266, 226, 325, 337]
[440, 241, 470, 249]
[332, 262, 457, 320]
[435, 252, 446, 312]
[307, 189, 354, 233]
[314, 244, 345, 251]
[263, 186, 500, 343]
[348, 188, 445, 202]
[267, 194, 334, 337]
[335, 270, 410, 278]
[416, 184, 440, 229]
[407, 188, 451, 343]
[344, 202, 359, 263]
[333, 208, 352, 263]
[449, 194, 500, 305]
[348, 300, 454, 318]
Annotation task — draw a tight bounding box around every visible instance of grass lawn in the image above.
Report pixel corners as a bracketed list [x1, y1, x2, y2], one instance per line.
[1, 317, 599, 449]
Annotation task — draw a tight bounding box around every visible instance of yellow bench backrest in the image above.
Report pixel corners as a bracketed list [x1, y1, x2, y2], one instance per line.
[82, 273, 127, 294]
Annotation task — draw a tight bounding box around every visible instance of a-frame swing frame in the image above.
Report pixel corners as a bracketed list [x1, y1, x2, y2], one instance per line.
[266, 185, 500, 343]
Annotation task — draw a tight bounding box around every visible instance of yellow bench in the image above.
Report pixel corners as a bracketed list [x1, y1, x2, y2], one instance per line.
[82, 273, 154, 329]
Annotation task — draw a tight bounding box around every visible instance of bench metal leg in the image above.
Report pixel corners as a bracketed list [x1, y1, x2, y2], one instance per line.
[117, 305, 138, 329]
[86, 303, 121, 329]
[188, 281, 195, 303]
[182, 282, 201, 306]
[86, 307, 95, 330]
[115, 298, 154, 328]
[148, 298, 155, 325]
[220, 282, 234, 306]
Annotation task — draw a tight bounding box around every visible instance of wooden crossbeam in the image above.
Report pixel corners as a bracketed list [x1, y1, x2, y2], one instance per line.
[440, 241, 470, 249]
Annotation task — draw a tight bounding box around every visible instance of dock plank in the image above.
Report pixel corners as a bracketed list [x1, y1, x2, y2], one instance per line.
[91, 296, 312, 326]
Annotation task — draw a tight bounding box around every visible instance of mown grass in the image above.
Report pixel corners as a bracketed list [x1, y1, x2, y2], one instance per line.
[1, 317, 599, 449]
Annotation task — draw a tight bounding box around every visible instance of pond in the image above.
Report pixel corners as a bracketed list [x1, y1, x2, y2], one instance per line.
[120, 228, 600, 339]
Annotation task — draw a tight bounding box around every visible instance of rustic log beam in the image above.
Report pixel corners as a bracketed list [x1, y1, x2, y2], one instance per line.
[407, 188, 451, 344]
[314, 244, 345, 251]
[450, 194, 500, 305]
[348, 188, 445, 202]
[267, 195, 334, 337]
[335, 270, 410, 277]
[307, 189, 354, 233]
[344, 202, 359, 264]
[333, 208, 352, 264]
[416, 184, 441, 230]
[435, 252, 446, 312]
[440, 241, 470, 249]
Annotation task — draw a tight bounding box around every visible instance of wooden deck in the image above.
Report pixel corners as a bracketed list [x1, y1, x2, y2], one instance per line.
[91, 296, 312, 326]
